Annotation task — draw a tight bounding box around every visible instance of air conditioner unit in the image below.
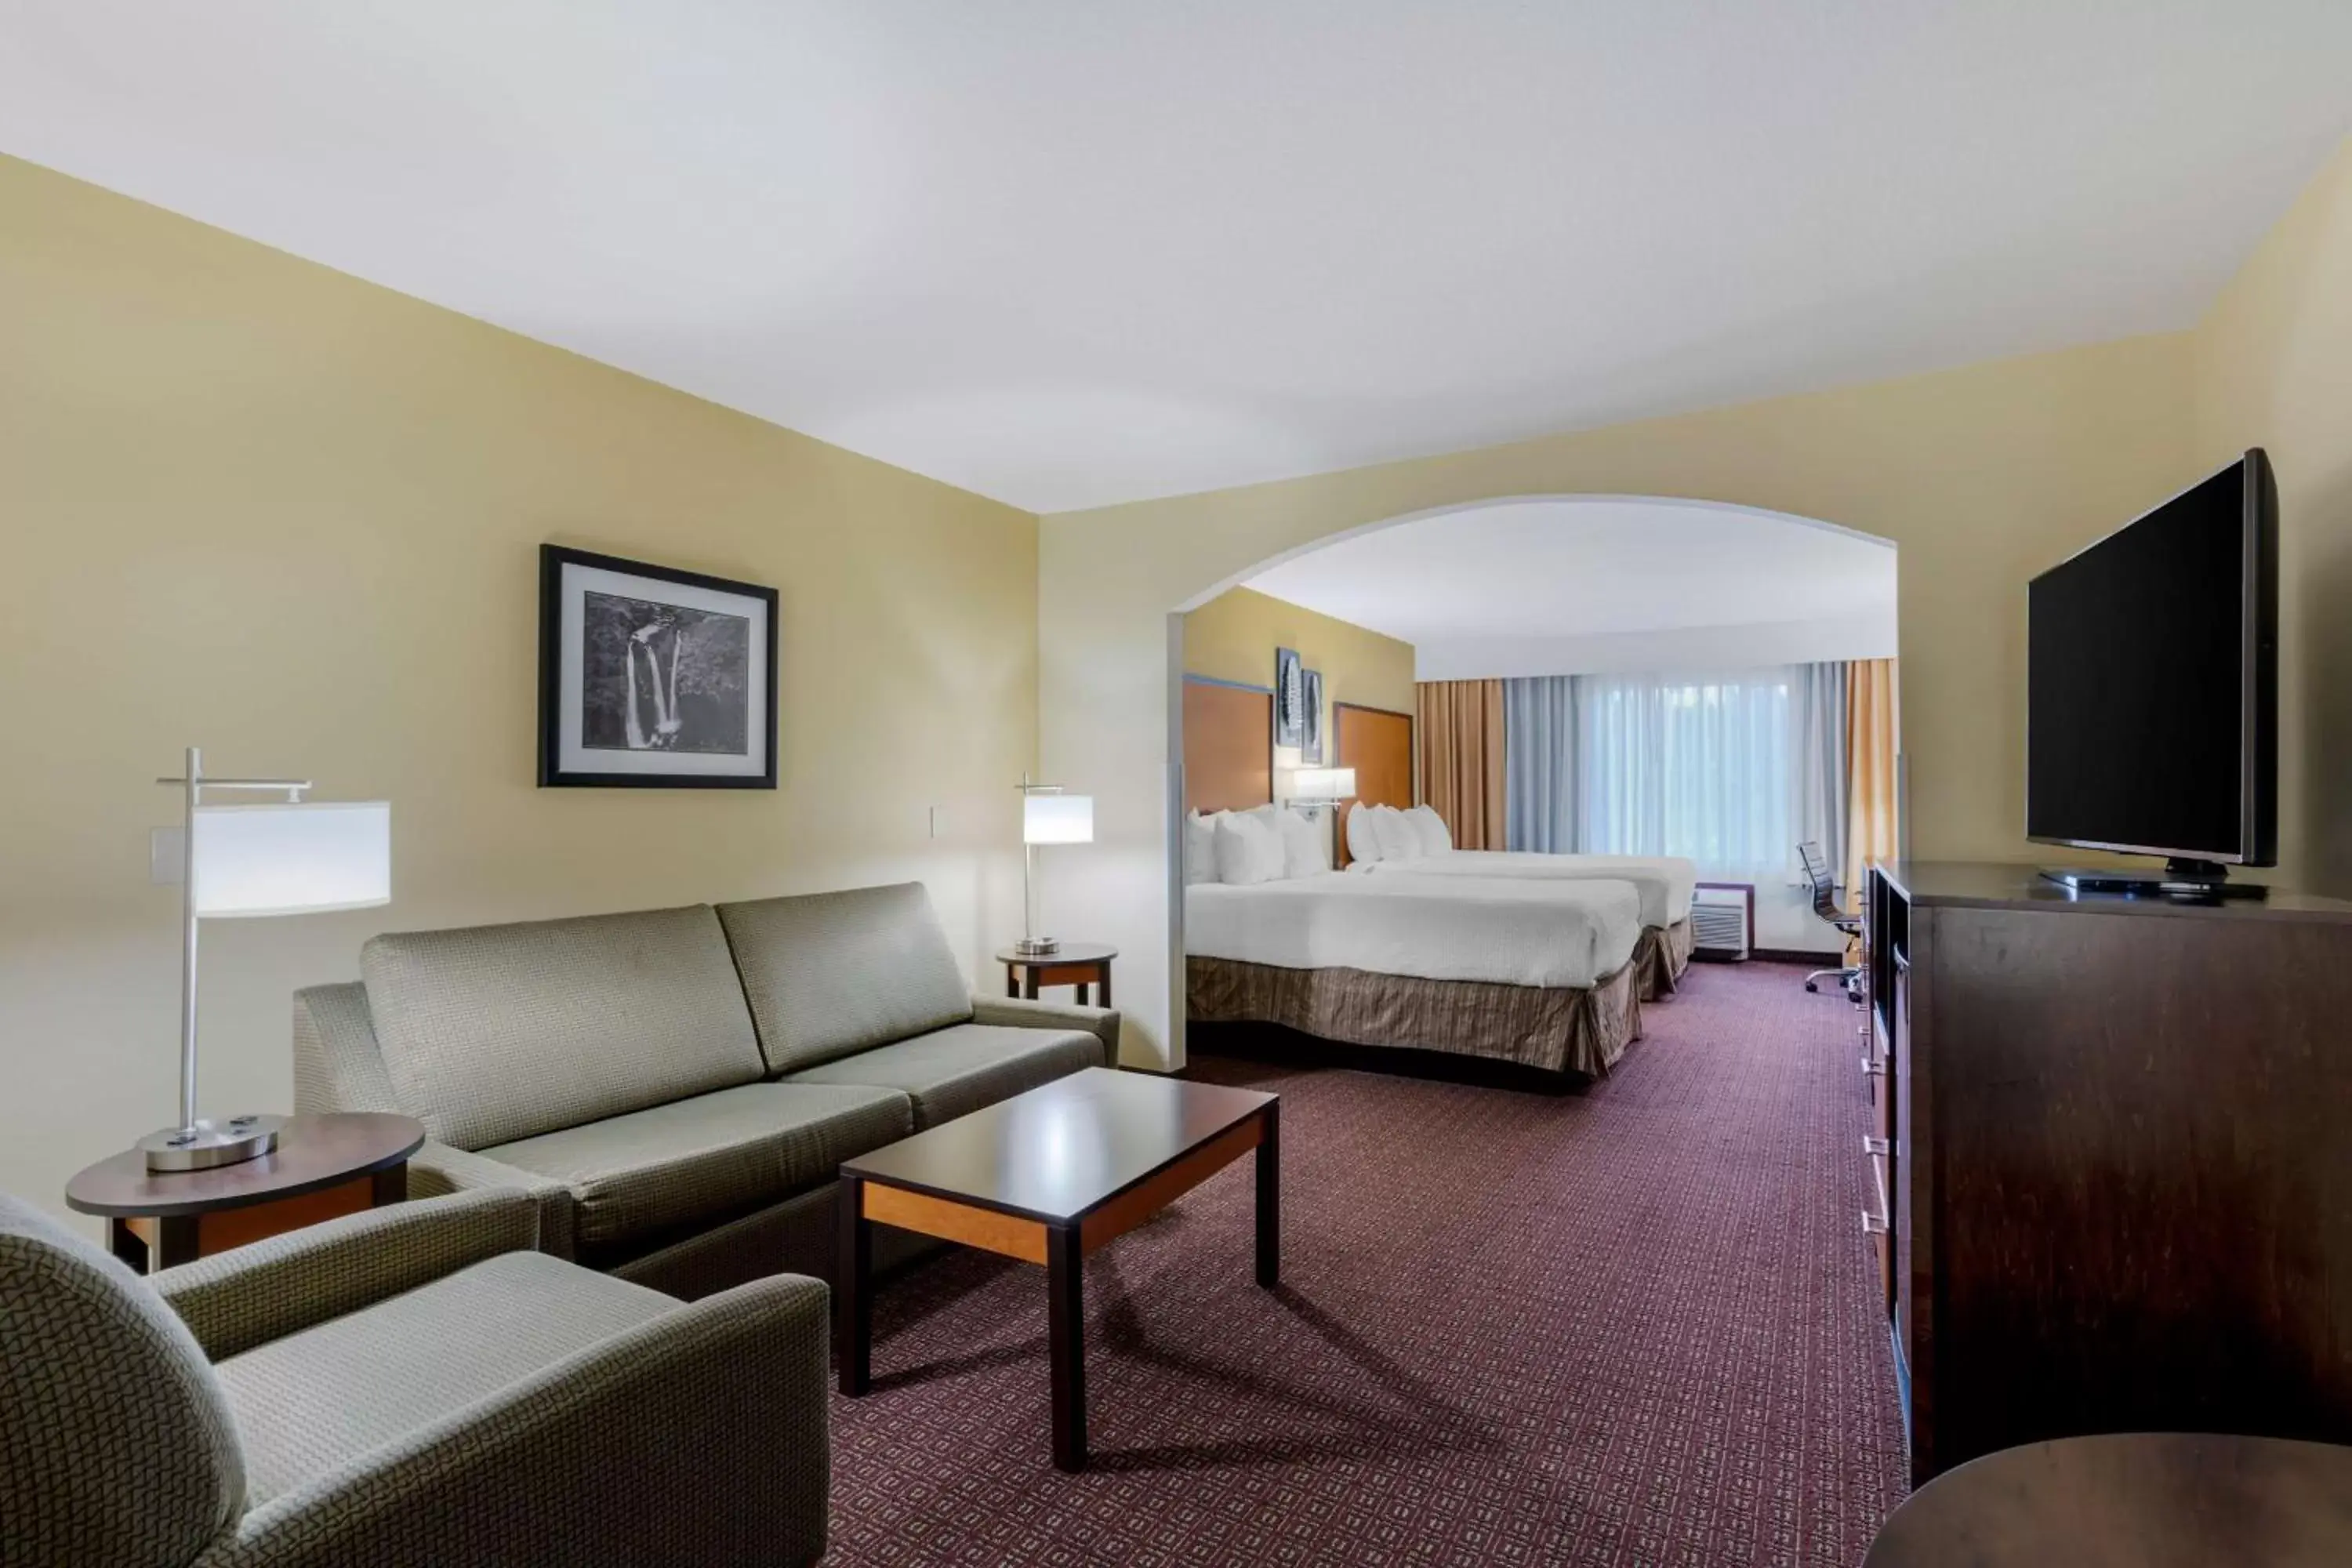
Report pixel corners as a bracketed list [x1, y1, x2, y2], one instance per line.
[1690, 884, 1752, 961]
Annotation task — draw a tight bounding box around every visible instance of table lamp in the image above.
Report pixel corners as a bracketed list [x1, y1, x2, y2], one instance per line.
[143, 747, 390, 1171]
[1016, 777, 1092, 956]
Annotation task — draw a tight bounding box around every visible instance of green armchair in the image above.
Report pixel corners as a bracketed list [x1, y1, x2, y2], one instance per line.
[0, 1187, 830, 1566]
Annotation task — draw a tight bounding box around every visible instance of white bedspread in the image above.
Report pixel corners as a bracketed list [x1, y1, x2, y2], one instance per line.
[1185, 872, 1642, 990]
[1364, 851, 1697, 927]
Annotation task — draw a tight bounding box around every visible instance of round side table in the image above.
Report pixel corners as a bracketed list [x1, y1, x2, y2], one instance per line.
[997, 943, 1117, 1007]
[66, 1112, 426, 1273]
[1864, 1433, 2352, 1566]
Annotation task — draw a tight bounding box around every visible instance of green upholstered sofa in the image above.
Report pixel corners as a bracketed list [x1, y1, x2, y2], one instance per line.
[0, 1187, 831, 1567]
[292, 883, 1117, 1299]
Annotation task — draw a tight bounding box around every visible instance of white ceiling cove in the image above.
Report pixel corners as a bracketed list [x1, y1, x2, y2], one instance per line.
[1243, 499, 1897, 667]
[2, 4, 2346, 514]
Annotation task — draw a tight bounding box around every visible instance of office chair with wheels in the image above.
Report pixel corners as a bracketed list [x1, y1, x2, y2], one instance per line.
[1798, 840, 1864, 1000]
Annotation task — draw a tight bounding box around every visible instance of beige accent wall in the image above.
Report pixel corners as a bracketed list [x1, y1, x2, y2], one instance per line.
[1182, 583, 1417, 750]
[0, 155, 1040, 1219]
[1044, 333, 2203, 1068]
[2192, 136, 2352, 895]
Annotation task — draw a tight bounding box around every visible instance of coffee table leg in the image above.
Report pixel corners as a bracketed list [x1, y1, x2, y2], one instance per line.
[837, 1175, 872, 1396]
[1047, 1223, 1087, 1472]
[1256, 1102, 1280, 1289]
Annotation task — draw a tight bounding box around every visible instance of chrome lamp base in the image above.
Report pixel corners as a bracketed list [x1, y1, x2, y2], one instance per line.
[1012, 936, 1062, 956]
[140, 1114, 285, 1173]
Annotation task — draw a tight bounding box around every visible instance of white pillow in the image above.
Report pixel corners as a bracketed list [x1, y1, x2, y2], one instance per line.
[1404, 804, 1453, 857]
[1345, 804, 1384, 866]
[1214, 811, 1287, 885]
[1276, 807, 1329, 878]
[1369, 804, 1419, 862]
[1184, 811, 1219, 885]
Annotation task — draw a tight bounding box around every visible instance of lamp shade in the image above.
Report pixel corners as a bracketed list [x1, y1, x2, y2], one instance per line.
[192, 802, 391, 918]
[1022, 793, 1094, 845]
[1288, 767, 1357, 801]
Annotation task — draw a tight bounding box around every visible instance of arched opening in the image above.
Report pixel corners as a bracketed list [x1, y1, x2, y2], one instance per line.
[1164, 494, 1899, 1072]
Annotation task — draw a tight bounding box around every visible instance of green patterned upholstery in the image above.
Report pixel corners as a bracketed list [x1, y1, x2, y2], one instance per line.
[215, 1250, 677, 1504]
[1, 1195, 244, 1568]
[482, 1081, 910, 1264]
[970, 993, 1123, 1061]
[400, 1140, 577, 1261]
[198, 1272, 829, 1568]
[717, 884, 976, 1073]
[5, 1189, 830, 1567]
[785, 1022, 1105, 1128]
[361, 905, 767, 1150]
[154, 1188, 539, 1362]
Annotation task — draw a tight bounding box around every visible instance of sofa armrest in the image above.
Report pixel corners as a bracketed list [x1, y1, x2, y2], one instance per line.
[970, 994, 1120, 1063]
[153, 1188, 539, 1362]
[203, 1273, 832, 1568]
[407, 1141, 577, 1261]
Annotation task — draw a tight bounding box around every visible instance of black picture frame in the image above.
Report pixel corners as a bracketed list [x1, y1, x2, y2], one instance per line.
[537, 543, 779, 789]
[1274, 646, 1305, 747]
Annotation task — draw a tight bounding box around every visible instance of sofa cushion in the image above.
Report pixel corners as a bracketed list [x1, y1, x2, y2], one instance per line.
[782, 1022, 1104, 1130]
[361, 905, 768, 1150]
[481, 1083, 911, 1261]
[216, 1250, 674, 1504]
[717, 884, 975, 1074]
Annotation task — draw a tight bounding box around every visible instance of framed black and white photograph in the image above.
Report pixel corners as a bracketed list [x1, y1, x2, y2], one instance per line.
[538, 544, 778, 789]
[1302, 668, 1326, 763]
[1274, 646, 1305, 748]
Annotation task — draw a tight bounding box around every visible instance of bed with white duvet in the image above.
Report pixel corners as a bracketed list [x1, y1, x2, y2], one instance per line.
[1344, 804, 1699, 997]
[1182, 804, 1649, 1078]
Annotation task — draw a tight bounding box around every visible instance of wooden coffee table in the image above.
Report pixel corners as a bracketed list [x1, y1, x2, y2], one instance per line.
[837, 1067, 1278, 1472]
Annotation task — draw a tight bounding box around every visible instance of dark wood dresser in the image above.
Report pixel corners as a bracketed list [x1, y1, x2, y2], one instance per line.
[1862, 860, 2352, 1485]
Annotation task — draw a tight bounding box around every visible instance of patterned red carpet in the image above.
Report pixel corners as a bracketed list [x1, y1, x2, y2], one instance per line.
[827, 962, 1907, 1566]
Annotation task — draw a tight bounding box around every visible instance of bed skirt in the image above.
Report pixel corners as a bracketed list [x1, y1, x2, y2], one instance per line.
[1634, 916, 1697, 1000]
[1186, 956, 1644, 1078]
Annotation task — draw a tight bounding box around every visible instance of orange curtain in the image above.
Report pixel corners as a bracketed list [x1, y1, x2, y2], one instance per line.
[1416, 679, 1506, 851]
[1844, 658, 1900, 900]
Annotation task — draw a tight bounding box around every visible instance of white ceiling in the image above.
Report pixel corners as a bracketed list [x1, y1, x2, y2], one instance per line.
[1243, 497, 1897, 649]
[2, 4, 2346, 514]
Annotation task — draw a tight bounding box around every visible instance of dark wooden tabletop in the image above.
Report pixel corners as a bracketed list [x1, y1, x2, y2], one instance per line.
[841, 1067, 1272, 1222]
[996, 943, 1119, 966]
[1864, 1433, 2352, 1566]
[65, 1112, 426, 1218]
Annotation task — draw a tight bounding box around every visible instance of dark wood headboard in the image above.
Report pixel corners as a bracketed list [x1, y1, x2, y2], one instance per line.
[1182, 676, 1274, 814]
[1334, 702, 1414, 868]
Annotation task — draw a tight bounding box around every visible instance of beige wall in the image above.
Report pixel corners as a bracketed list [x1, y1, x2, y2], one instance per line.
[2192, 136, 2352, 895]
[0, 156, 1040, 1219]
[1044, 334, 2203, 1068]
[1182, 584, 1417, 759]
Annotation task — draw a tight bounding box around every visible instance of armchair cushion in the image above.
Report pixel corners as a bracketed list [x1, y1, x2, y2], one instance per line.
[361, 905, 767, 1150]
[154, 1188, 539, 1362]
[717, 884, 975, 1074]
[215, 1250, 675, 1504]
[201, 1272, 830, 1567]
[481, 1083, 909, 1263]
[783, 1022, 1104, 1129]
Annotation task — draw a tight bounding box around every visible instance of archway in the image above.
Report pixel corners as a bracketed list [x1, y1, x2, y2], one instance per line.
[1163, 493, 1898, 1069]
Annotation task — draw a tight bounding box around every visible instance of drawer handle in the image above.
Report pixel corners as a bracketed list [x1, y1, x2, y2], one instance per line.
[1860, 1055, 1885, 1077]
[1861, 1139, 1893, 1236]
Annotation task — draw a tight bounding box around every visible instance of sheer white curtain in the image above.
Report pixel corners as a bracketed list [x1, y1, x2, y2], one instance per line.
[1577, 669, 1797, 879]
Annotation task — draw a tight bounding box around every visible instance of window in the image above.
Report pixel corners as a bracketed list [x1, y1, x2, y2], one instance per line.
[1577, 670, 1795, 878]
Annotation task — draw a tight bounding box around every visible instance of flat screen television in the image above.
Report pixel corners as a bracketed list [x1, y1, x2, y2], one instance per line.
[2027, 448, 2276, 894]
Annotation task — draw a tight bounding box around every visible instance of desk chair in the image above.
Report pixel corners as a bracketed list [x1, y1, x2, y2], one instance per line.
[1799, 840, 1864, 1000]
